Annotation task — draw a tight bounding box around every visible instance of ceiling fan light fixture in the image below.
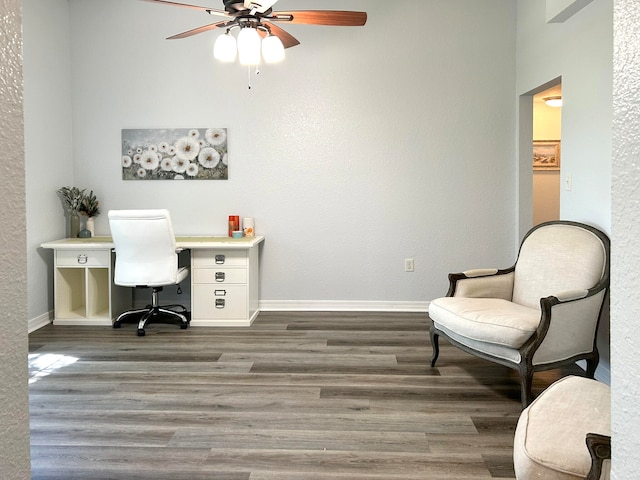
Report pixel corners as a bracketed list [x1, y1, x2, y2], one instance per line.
[213, 32, 237, 62]
[543, 96, 563, 107]
[237, 27, 261, 65]
[262, 34, 285, 63]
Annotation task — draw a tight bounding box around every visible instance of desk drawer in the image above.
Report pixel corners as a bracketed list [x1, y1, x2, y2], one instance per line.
[192, 250, 247, 267]
[192, 284, 247, 319]
[193, 268, 247, 284]
[56, 249, 110, 267]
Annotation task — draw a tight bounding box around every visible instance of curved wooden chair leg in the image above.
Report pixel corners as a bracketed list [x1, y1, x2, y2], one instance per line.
[430, 326, 440, 367]
[586, 351, 599, 379]
[585, 433, 611, 480]
[519, 368, 534, 408]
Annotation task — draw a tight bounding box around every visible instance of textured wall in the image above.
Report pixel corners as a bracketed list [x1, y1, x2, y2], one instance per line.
[22, 0, 74, 322]
[0, 0, 32, 476]
[612, 0, 640, 476]
[24, 0, 518, 314]
[71, 0, 517, 306]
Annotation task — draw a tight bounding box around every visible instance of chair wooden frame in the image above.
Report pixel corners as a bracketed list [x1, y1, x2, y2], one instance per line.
[585, 433, 611, 480]
[429, 221, 611, 408]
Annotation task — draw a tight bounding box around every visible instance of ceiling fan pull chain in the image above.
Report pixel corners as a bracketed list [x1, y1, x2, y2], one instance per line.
[246, 65, 261, 89]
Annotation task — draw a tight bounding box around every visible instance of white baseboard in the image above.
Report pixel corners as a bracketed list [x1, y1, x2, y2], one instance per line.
[28, 302, 428, 333]
[29, 311, 53, 333]
[259, 300, 430, 313]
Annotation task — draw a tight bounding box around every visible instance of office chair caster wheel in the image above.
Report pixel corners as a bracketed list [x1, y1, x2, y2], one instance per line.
[137, 328, 145, 337]
[113, 321, 121, 329]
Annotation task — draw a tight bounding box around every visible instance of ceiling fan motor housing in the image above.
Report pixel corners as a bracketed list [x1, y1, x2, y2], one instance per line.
[224, 1, 248, 13]
[224, 0, 276, 14]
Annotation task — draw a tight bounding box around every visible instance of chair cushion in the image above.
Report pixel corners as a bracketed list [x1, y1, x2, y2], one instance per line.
[429, 297, 539, 348]
[513, 376, 611, 480]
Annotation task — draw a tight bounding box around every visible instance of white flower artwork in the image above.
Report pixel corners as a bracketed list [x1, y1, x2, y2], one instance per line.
[121, 128, 228, 180]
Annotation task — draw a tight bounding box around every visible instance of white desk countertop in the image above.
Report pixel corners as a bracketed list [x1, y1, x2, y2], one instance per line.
[41, 235, 265, 250]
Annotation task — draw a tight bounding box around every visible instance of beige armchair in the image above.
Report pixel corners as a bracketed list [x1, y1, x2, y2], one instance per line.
[428, 221, 610, 407]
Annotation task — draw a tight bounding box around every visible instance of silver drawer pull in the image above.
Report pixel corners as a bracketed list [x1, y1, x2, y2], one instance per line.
[215, 272, 226, 282]
[77, 254, 88, 265]
[215, 254, 226, 264]
[214, 289, 227, 296]
[215, 299, 226, 309]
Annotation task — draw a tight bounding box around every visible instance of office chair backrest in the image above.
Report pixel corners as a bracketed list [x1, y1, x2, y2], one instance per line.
[512, 222, 608, 310]
[108, 209, 179, 287]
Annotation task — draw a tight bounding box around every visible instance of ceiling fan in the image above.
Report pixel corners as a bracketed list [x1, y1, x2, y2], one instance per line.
[141, 0, 367, 49]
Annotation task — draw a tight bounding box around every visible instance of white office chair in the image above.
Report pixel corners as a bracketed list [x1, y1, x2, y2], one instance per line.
[108, 209, 189, 336]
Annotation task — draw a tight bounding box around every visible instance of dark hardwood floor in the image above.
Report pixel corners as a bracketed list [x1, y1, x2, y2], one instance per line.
[28, 312, 583, 479]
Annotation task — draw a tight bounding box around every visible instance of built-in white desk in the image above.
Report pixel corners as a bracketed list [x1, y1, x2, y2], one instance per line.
[41, 236, 264, 327]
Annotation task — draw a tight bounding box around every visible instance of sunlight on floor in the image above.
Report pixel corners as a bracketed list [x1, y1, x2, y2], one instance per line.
[28, 353, 78, 384]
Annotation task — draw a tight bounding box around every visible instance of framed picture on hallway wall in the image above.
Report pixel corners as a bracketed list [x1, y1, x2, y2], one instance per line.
[533, 140, 560, 170]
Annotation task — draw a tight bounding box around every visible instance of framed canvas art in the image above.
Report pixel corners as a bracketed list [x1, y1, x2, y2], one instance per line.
[121, 128, 228, 180]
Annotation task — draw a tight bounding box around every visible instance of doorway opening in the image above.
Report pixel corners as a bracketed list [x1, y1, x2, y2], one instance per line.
[532, 82, 562, 225]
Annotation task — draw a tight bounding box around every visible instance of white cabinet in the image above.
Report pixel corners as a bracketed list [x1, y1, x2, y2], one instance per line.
[48, 247, 130, 326]
[190, 246, 260, 326]
[42, 236, 263, 328]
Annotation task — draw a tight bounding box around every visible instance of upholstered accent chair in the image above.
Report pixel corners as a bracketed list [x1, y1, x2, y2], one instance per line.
[428, 221, 610, 407]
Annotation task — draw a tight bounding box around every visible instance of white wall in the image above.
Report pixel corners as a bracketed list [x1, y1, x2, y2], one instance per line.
[612, 0, 640, 475]
[0, 0, 31, 475]
[26, 0, 518, 318]
[23, 0, 73, 327]
[546, 0, 595, 22]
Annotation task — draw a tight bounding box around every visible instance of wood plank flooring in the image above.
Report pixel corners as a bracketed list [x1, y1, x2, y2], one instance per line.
[28, 312, 583, 479]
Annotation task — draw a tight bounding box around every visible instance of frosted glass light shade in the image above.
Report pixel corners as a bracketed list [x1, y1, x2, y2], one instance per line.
[214, 33, 237, 62]
[262, 34, 285, 63]
[237, 27, 261, 65]
[543, 96, 563, 107]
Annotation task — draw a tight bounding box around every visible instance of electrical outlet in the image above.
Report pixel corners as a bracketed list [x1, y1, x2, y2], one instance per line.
[404, 258, 414, 272]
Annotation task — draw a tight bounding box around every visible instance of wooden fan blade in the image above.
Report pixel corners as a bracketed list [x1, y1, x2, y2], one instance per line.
[262, 22, 300, 48]
[139, 0, 230, 17]
[167, 20, 234, 39]
[271, 10, 367, 26]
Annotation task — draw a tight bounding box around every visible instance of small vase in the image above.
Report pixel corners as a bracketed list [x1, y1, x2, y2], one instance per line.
[70, 212, 80, 238]
[85, 217, 95, 236]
